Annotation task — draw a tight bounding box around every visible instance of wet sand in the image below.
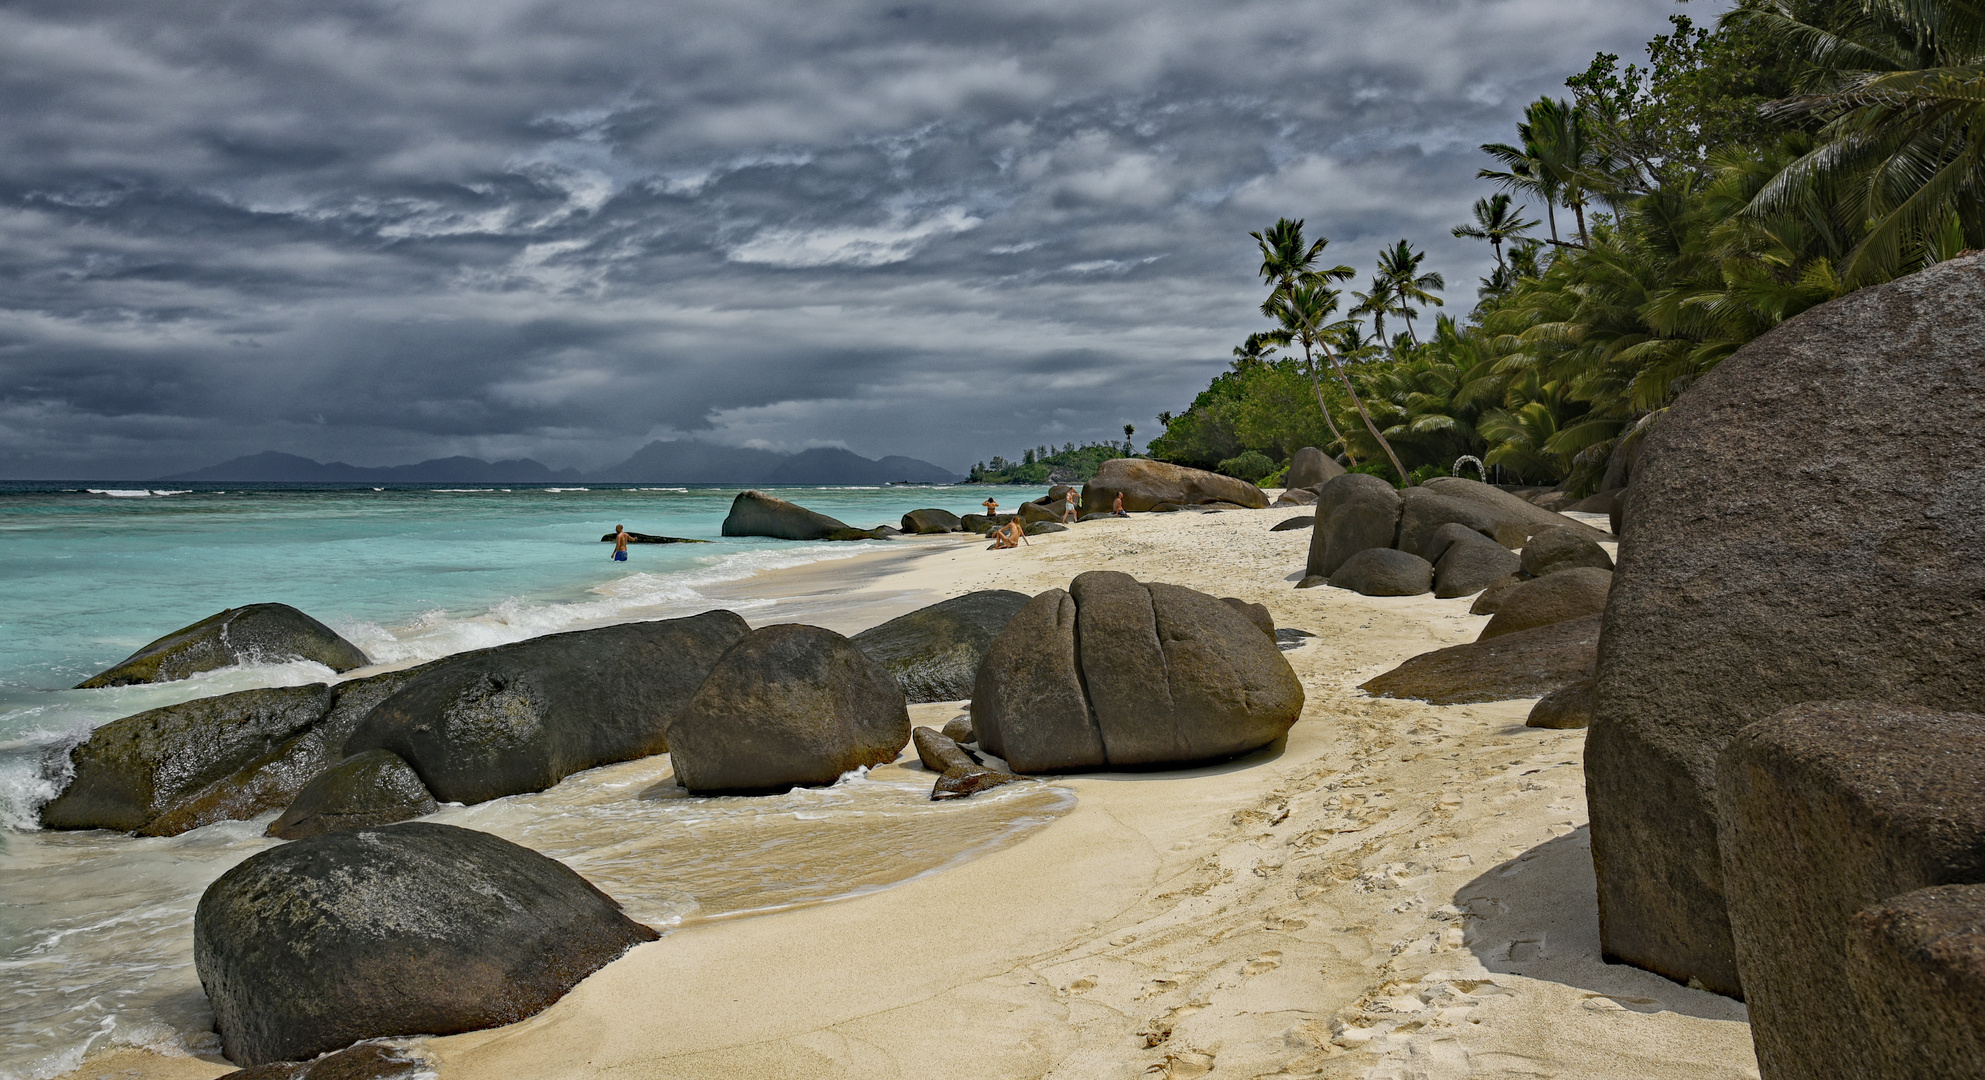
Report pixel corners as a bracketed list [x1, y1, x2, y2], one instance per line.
[64, 503, 1758, 1080]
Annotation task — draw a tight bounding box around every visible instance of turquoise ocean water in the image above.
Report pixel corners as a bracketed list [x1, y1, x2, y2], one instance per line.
[0, 481, 1072, 1080]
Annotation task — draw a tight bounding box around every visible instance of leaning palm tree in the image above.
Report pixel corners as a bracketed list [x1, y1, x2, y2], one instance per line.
[1251, 218, 1363, 463]
[1743, 0, 1985, 283]
[1266, 279, 1413, 485]
[1453, 193, 1541, 273]
[1480, 98, 1605, 247]
[1375, 240, 1447, 345]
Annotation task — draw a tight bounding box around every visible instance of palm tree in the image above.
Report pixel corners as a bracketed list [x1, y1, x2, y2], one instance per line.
[1351, 276, 1402, 343]
[1266, 279, 1413, 484]
[1251, 218, 1363, 464]
[1230, 331, 1279, 370]
[1480, 98, 1604, 247]
[1375, 240, 1447, 345]
[1453, 193, 1541, 273]
[1743, 0, 1985, 282]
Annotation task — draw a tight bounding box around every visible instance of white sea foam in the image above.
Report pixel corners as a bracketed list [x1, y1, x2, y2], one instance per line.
[544, 487, 589, 492]
[83, 489, 191, 499]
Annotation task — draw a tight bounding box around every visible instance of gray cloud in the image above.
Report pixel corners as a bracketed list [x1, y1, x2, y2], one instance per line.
[0, 0, 1701, 477]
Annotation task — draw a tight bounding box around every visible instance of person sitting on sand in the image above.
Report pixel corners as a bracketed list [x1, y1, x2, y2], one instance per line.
[987, 517, 1029, 550]
[1112, 492, 1127, 517]
[1062, 487, 1078, 523]
[612, 525, 630, 562]
[981, 495, 1000, 517]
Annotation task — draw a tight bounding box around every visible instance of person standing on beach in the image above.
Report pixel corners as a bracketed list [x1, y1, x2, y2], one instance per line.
[611, 525, 630, 562]
[1062, 487, 1078, 523]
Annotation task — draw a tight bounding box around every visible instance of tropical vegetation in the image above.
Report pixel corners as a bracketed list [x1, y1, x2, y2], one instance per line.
[1149, 0, 1984, 492]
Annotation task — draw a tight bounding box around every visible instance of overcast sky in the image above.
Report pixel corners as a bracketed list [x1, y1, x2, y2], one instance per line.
[0, 0, 1701, 478]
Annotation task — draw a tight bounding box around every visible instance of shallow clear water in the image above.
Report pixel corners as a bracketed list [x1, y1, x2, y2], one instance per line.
[0, 482, 1065, 1080]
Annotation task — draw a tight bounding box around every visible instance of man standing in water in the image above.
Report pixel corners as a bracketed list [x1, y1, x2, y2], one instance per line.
[611, 524, 630, 561]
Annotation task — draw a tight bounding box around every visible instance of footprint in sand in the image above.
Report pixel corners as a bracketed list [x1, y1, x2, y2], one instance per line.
[1241, 951, 1282, 977]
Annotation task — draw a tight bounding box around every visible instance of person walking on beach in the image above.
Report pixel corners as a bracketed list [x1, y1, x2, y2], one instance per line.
[988, 516, 1029, 550]
[1062, 487, 1078, 523]
[1112, 492, 1127, 517]
[611, 524, 630, 562]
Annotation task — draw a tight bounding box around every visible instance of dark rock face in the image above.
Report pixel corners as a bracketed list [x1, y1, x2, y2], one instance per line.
[941, 714, 976, 744]
[971, 590, 1105, 772]
[42, 684, 336, 834]
[1417, 477, 1610, 544]
[1271, 516, 1314, 533]
[1079, 459, 1268, 514]
[76, 604, 369, 689]
[1284, 446, 1346, 491]
[900, 508, 963, 534]
[960, 513, 1015, 535]
[1327, 548, 1433, 597]
[1220, 597, 1274, 638]
[598, 531, 709, 545]
[1527, 677, 1595, 729]
[1468, 575, 1526, 615]
[1272, 487, 1318, 507]
[1433, 532, 1523, 599]
[850, 590, 1031, 703]
[1396, 487, 1526, 559]
[1588, 254, 1985, 999]
[1716, 703, 1985, 1077]
[1361, 614, 1600, 706]
[974, 574, 1303, 772]
[345, 611, 749, 805]
[1609, 488, 1628, 538]
[1024, 521, 1068, 535]
[1479, 568, 1612, 639]
[1016, 501, 1060, 524]
[1304, 474, 1402, 579]
[227, 1042, 430, 1080]
[663, 624, 910, 794]
[720, 490, 860, 540]
[194, 822, 657, 1067]
[266, 750, 438, 840]
[1518, 525, 1615, 577]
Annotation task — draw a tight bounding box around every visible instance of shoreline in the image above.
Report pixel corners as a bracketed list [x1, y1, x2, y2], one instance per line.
[57, 505, 1759, 1080]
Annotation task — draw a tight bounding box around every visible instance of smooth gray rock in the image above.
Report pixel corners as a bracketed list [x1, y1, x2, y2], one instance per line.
[851, 590, 1031, 703]
[1468, 574, 1527, 615]
[1362, 615, 1600, 706]
[1527, 677, 1595, 729]
[77, 604, 368, 689]
[721, 490, 880, 540]
[194, 822, 655, 1066]
[1418, 476, 1611, 544]
[1327, 548, 1433, 597]
[1480, 567, 1612, 639]
[959, 513, 1016, 535]
[1270, 514, 1314, 531]
[1220, 597, 1274, 638]
[1272, 487, 1318, 506]
[1396, 487, 1527, 559]
[267, 749, 438, 840]
[1024, 520, 1068, 535]
[900, 508, 963, 534]
[1433, 531, 1523, 598]
[1304, 474, 1403, 578]
[1284, 446, 1346, 491]
[664, 623, 910, 794]
[1717, 703, 1985, 1077]
[941, 714, 976, 744]
[1589, 253, 1985, 999]
[912, 726, 1019, 800]
[1519, 525, 1615, 577]
[345, 611, 748, 804]
[970, 590, 1106, 773]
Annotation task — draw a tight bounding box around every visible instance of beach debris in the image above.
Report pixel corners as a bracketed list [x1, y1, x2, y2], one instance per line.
[1078, 458, 1268, 514]
[851, 590, 1031, 703]
[972, 572, 1303, 772]
[344, 610, 748, 805]
[1430, 528, 1521, 599]
[74, 602, 369, 689]
[1479, 568, 1612, 640]
[194, 822, 657, 1067]
[223, 1041, 430, 1079]
[1284, 446, 1346, 490]
[1359, 614, 1599, 706]
[1587, 255, 1985, 999]
[900, 508, 962, 533]
[1526, 678, 1594, 729]
[664, 623, 910, 794]
[720, 489, 888, 541]
[912, 725, 1020, 800]
[1517, 525, 1614, 577]
[1716, 704, 1985, 1078]
[1269, 515, 1313, 531]
[596, 530, 709, 544]
[265, 749, 437, 840]
[1327, 548, 1434, 597]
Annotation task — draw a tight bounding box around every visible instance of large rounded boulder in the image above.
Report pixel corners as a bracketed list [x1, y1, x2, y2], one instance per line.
[1284, 446, 1346, 491]
[1079, 459, 1268, 514]
[266, 749, 438, 840]
[972, 572, 1303, 772]
[721, 490, 877, 540]
[1519, 525, 1615, 577]
[1395, 486, 1528, 558]
[1432, 528, 1522, 598]
[663, 623, 911, 793]
[1304, 474, 1403, 579]
[1479, 567, 1612, 639]
[900, 508, 963, 534]
[76, 604, 369, 689]
[344, 610, 749, 804]
[1588, 252, 1985, 998]
[850, 590, 1032, 702]
[1327, 548, 1433, 597]
[194, 822, 657, 1067]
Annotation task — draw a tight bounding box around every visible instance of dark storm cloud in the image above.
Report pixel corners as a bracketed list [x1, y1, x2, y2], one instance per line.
[0, 0, 1698, 477]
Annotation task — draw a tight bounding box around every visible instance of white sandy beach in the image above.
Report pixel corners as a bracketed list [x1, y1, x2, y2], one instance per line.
[63, 504, 1759, 1080]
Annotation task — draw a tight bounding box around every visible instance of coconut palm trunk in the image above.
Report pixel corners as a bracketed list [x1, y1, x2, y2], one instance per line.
[1321, 342, 1410, 484]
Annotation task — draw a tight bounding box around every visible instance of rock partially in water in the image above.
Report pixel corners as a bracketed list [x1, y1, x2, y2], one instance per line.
[913, 725, 1021, 800]
[597, 531, 709, 544]
[851, 590, 1031, 703]
[900, 508, 963, 534]
[194, 822, 656, 1067]
[76, 604, 369, 689]
[227, 1041, 430, 1080]
[941, 714, 976, 745]
[665, 623, 911, 794]
[267, 750, 438, 840]
[344, 610, 749, 805]
[721, 490, 877, 541]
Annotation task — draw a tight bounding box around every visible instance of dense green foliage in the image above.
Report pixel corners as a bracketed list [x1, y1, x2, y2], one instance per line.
[968, 439, 1135, 484]
[1150, 0, 1983, 492]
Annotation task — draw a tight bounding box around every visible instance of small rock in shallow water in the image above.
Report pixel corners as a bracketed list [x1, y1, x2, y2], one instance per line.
[941, 714, 976, 744]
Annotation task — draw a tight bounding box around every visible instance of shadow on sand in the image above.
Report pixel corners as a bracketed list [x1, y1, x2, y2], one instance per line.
[1453, 825, 1749, 1024]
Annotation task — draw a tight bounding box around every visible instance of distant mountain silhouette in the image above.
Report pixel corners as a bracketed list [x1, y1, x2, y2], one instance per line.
[158, 451, 584, 483]
[594, 440, 960, 484]
[160, 443, 960, 485]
